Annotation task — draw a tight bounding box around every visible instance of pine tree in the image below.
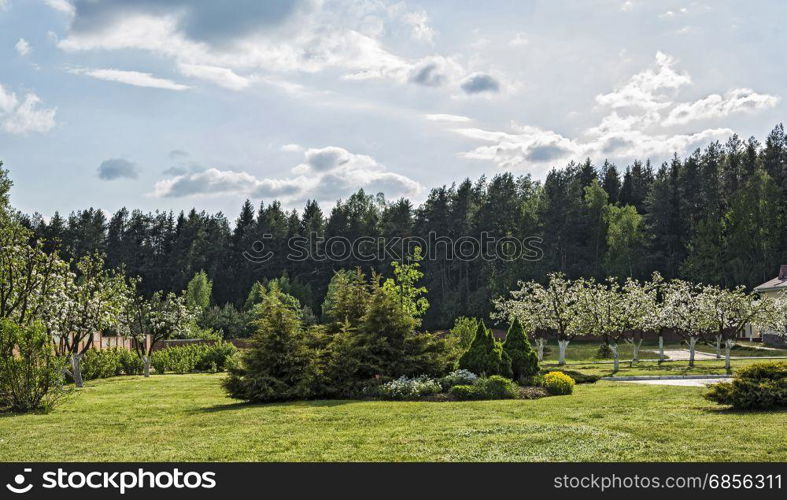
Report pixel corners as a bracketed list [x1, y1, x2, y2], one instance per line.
[458, 320, 512, 378]
[502, 317, 539, 382]
[223, 287, 314, 402]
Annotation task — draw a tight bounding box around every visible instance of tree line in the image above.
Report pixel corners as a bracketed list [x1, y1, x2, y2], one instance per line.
[13, 124, 787, 330]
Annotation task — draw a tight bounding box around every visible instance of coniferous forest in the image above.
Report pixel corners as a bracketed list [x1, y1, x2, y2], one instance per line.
[16, 125, 787, 331]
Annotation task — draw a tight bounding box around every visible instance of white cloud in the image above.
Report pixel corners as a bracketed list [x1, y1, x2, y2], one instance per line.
[424, 113, 472, 123]
[177, 63, 251, 91]
[55, 2, 486, 94]
[44, 0, 75, 15]
[663, 88, 780, 126]
[281, 143, 305, 152]
[0, 83, 57, 134]
[69, 68, 190, 91]
[15, 38, 31, 56]
[508, 32, 529, 47]
[595, 51, 691, 113]
[151, 146, 422, 203]
[400, 10, 434, 42]
[447, 52, 777, 174]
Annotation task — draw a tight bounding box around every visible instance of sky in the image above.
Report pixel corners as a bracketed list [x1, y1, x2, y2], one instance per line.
[0, 0, 785, 219]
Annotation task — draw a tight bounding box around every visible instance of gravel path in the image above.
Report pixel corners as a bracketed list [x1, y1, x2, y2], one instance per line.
[655, 349, 718, 361]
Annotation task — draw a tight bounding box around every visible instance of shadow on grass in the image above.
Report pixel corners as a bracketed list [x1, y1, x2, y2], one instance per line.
[197, 399, 359, 413]
[703, 406, 787, 415]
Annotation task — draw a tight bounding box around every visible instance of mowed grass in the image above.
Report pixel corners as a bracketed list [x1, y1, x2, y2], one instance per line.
[1, 374, 784, 462]
[544, 358, 773, 377]
[540, 340, 787, 362]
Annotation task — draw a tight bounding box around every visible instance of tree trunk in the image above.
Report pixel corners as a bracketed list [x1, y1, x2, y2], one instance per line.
[658, 335, 664, 362]
[688, 337, 697, 368]
[610, 343, 619, 372]
[142, 355, 151, 378]
[632, 338, 643, 363]
[70, 353, 84, 388]
[715, 335, 722, 359]
[557, 339, 569, 365]
[724, 339, 733, 371]
[535, 338, 545, 362]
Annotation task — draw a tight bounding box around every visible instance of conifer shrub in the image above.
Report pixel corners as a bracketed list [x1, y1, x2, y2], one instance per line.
[502, 317, 540, 383]
[223, 288, 315, 402]
[705, 361, 786, 410]
[458, 321, 513, 378]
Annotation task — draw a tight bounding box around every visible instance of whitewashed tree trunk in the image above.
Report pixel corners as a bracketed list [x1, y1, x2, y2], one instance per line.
[557, 340, 569, 365]
[688, 337, 697, 367]
[610, 343, 619, 372]
[70, 353, 84, 388]
[658, 335, 664, 362]
[535, 338, 545, 362]
[142, 355, 151, 377]
[715, 335, 722, 359]
[632, 339, 643, 363]
[724, 339, 733, 371]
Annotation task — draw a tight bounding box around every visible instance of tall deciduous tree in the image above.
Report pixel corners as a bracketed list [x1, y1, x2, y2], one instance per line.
[184, 270, 213, 311]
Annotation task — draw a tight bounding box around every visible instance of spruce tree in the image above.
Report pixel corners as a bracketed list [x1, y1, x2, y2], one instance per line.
[458, 320, 513, 378]
[224, 287, 314, 402]
[502, 317, 540, 382]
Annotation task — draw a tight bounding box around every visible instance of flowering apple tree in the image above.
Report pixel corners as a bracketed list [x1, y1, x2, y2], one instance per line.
[120, 281, 194, 377]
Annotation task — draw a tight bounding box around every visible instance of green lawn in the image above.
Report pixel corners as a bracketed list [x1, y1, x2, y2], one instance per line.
[541, 340, 660, 361]
[1, 373, 784, 462]
[544, 358, 770, 377]
[540, 340, 787, 362]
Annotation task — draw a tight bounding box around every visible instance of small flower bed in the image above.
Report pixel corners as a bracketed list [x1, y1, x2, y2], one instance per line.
[376, 375, 442, 400]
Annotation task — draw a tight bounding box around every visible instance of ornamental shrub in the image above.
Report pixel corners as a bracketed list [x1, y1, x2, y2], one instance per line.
[705, 361, 786, 410]
[118, 349, 144, 375]
[458, 321, 513, 378]
[376, 375, 442, 400]
[474, 375, 518, 399]
[544, 371, 575, 395]
[0, 320, 68, 413]
[448, 375, 518, 400]
[449, 384, 481, 400]
[83, 349, 123, 380]
[540, 369, 599, 385]
[151, 342, 239, 374]
[502, 317, 539, 383]
[439, 369, 478, 390]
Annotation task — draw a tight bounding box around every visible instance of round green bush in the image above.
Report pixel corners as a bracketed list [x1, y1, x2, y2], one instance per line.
[544, 371, 575, 395]
[474, 375, 518, 399]
[449, 384, 482, 401]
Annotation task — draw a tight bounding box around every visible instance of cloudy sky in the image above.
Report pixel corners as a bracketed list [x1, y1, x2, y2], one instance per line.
[1, 0, 785, 218]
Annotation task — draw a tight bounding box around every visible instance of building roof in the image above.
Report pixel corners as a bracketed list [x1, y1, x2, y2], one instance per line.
[754, 266, 787, 292]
